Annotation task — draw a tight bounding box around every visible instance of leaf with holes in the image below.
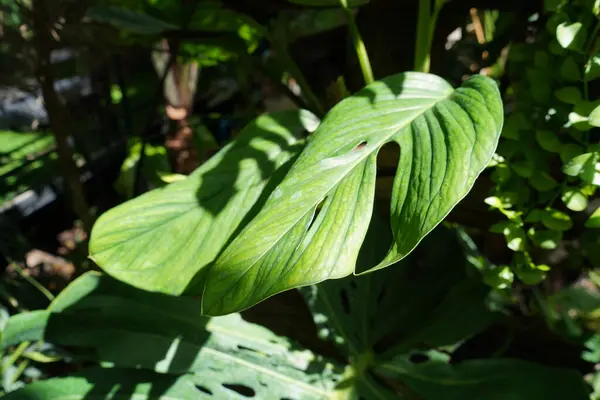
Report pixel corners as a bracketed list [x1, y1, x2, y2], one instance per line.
[2, 272, 342, 399]
[376, 355, 589, 400]
[1, 368, 204, 400]
[89, 111, 316, 295]
[302, 225, 497, 359]
[202, 72, 503, 315]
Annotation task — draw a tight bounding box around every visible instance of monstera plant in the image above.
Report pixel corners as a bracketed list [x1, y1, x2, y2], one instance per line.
[89, 72, 503, 315]
[1, 229, 590, 399]
[3, 0, 596, 398]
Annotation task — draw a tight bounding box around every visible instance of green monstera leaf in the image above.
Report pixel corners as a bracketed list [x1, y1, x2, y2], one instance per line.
[201, 72, 503, 315]
[2, 272, 341, 399]
[302, 225, 497, 359]
[376, 356, 589, 400]
[0, 368, 206, 400]
[89, 110, 316, 295]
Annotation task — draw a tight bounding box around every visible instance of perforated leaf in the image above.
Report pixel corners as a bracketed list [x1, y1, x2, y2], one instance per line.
[202, 72, 503, 315]
[89, 111, 316, 295]
[376, 356, 589, 400]
[2, 272, 341, 399]
[302, 226, 496, 358]
[1, 368, 204, 400]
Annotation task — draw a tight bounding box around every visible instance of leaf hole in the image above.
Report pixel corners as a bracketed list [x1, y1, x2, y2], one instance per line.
[222, 384, 256, 397]
[353, 141, 368, 151]
[195, 385, 212, 395]
[375, 142, 400, 205]
[340, 289, 351, 314]
[307, 197, 327, 231]
[237, 344, 260, 354]
[409, 353, 430, 364]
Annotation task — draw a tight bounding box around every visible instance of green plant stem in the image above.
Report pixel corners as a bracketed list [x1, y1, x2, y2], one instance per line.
[9, 359, 29, 386]
[268, 35, 325, 117]
[414, 0, 446, 73]
[10, 263, 55, 302]
[5, 342, 30, 373]
[583, 20, 600, 101]
[232, 13, 324, 116]
[414, 0, 431, 72]
[339, 0, 374, 85]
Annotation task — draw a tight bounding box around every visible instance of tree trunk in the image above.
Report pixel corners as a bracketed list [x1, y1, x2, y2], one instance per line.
[31, 0, 94, 231]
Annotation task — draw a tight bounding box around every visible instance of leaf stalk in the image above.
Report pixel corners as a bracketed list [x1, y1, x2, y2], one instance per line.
[340, 0, 374, 85]
[414, 0, 446, 73]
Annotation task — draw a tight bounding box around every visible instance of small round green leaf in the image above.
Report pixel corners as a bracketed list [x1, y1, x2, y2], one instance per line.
[563, 152, 599, 185]
[512, 160, 535, 178]
[505, 224, 527, 252]
[556, 21, 585, 50]
[586, 53, 600, 81]
[541, 209, 573, 231]
[529, 171, 558, 192]
[586, 207, 600, 228]
[491, 164, 512, 182]
[560, 57, 581, 81]
[535, 130, 562, 152]
[554, 87, 582, 104]
[560, 144, 586, 163]
[502, 112, 530, 140]
[561, 188, 588, 211]
[528, 228, 562, 250]
[589, 105, 600, 127]
[545, 0, 564, 11]
[484, 196, 504, 208]
[525, 209, 544, 223]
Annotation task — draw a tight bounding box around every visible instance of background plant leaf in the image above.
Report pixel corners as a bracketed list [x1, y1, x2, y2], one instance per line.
[376, 356, 589, 400]
[1, 368, 205, 400]
[2, 272, 341, 399]
[302, 224, 497, 359]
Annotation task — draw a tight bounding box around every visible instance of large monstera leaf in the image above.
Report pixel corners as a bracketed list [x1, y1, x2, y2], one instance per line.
[202, 72, 503, 315]
[89, 110, 316, 295]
